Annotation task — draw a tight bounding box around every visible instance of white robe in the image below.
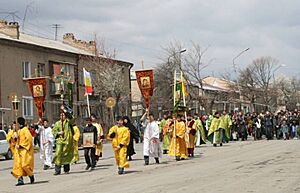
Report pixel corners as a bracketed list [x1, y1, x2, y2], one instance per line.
[38, 126, 54, 167]
[143, 121, 162, 157]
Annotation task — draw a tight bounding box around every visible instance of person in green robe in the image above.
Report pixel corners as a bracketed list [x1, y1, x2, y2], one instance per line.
[52, 108, 74, 175]
[219, 111, 232, 143]
[207, 112, 222, 147]
[194, 114, 206, 146]
[160, 113, 172, 154]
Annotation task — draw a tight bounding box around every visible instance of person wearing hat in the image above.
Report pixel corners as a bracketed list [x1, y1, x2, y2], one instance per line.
[207, 112, 222, 147]
[168, 114, 188, 161]
[107, 116, 130, 175]
[83, 118, 98, 170]
[52, 109, 74, 175]
[12, 117, 35, 186]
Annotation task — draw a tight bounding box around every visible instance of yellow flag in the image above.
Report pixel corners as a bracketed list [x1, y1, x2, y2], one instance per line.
[180, 71, 188, 96]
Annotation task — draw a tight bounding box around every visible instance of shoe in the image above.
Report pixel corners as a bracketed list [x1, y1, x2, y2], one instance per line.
[128, 156, 132, 161]
[43, 165, 50, 170]
[155, 158, 160, 164]
[118, 167, 124, 175]
[54, 171, 61, 176]
[85, 165, 91, 170]
[213, 144, 217, 147]
[175, 156, 180, 161]
[180, 158, 185, 160]
[91, 166, 95, 170]
[16, 177, 24, 186]
[220, 143, 223, 147]
[29, 175, 35, 184]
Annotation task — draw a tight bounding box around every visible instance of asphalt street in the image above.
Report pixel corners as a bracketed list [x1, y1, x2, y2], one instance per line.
[1, 139, 300, 193]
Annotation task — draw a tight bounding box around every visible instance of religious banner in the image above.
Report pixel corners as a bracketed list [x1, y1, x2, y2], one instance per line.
[135, 69, 154, 108]
[27, 78, 47, 118]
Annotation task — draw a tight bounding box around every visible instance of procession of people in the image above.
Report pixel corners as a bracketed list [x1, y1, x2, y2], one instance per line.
[4, 100, 300, 186]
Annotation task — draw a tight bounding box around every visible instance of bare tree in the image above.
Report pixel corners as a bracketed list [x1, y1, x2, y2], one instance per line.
[275, 76, 300, 110]
[80, 36, 130, 128]
[238, 56, 280, 111]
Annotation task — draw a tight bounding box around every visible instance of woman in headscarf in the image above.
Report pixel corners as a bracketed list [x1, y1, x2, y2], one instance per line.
[123, 116, 139, 161]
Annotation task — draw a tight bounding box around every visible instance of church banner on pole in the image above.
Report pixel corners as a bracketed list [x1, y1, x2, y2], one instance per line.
[135, 69, 154, 108]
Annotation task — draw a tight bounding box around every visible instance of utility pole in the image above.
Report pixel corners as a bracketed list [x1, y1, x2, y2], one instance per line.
[52, 24, 61, 40]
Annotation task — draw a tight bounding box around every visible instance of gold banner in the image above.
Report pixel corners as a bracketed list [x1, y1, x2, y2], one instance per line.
[135, 69, 154, 108]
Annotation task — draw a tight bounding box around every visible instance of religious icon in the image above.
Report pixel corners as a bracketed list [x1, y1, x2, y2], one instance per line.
[141, 76, 150, 88]
[33, 85, 44, 97]
[83, 132, 94, 148]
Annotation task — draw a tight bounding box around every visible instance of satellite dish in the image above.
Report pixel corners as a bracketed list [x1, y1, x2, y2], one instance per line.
[105, 97, 116, 108]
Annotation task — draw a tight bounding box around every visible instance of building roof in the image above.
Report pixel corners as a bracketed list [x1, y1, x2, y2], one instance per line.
[202, 76, 234, 92]
[0, 32, 93, 56]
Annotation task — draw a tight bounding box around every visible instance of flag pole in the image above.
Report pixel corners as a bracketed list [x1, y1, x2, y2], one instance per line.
[86, 94, 91, 117]
[181, 71, 189, 156]
[173, 69, 177, 157]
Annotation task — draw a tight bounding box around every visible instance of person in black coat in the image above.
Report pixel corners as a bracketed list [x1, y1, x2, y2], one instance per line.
[123, 116, 139, 161]
[83, 118, 98, 170]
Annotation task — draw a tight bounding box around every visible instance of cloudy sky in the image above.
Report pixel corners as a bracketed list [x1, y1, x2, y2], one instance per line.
[2, 0, 300, 77]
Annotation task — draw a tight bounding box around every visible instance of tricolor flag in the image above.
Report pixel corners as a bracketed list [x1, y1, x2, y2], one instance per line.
[83, 68, 93, 95]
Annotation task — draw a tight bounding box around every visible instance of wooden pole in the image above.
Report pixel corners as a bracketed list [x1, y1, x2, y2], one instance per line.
[173, 69, 177, 157]
[86, 94, 91, 118]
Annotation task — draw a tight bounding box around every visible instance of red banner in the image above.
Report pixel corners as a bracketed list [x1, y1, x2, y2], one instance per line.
[135, 69, 154, 108]
[27, 78, 47, 118]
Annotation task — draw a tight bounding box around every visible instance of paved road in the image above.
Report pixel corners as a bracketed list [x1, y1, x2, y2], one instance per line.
[1, 139, 300, 193]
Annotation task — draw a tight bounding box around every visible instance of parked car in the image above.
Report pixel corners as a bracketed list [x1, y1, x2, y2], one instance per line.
[0, 130, 12, 160]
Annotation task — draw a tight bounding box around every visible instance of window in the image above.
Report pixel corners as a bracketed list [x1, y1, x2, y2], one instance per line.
[22, 62, 31, 79]
[37, 63, 45, 76]
[0, 132, 5, 140]
[22, 96, 33, 118]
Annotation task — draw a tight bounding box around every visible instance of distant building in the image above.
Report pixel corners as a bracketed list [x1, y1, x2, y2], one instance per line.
[0, 20, 133, 126]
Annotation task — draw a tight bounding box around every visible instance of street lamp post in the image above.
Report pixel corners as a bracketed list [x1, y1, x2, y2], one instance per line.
[232, 48, 250, 111]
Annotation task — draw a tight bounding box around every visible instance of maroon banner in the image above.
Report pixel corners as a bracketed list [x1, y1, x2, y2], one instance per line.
[27, 78, 47, 118]
[135, 69, 154, 108]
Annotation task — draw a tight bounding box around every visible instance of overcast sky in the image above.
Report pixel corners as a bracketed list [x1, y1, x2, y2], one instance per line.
[2, 0, 300, 77]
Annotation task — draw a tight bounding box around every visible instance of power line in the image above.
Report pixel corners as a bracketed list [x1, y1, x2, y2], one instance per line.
[51, 24, 62, 41]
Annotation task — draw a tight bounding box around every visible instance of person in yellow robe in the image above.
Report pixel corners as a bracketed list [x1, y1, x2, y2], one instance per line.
[12, 117, 34, 186]
[72, 124, 80, 163]
[6, 121, 17, 157]
[168, 115, 188, 161]
[91, 114, 104, 161]
[207, 112, 222, 147]
[107, 116, 130, 175]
